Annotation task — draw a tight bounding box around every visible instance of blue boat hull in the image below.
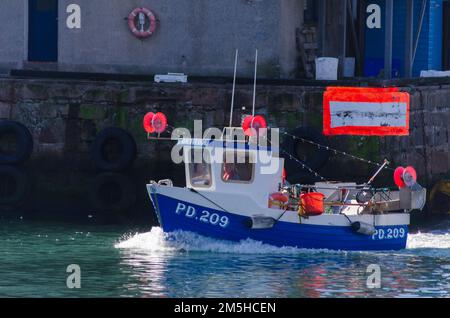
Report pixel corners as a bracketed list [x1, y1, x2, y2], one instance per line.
[151, 193, 408, 251]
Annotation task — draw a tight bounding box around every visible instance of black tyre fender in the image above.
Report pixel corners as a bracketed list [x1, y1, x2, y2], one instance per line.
[91, 128, 137, 172]
[0, 121, 34, 165]
[281, 126, 330, 184]
[89, 173, 136, 213]
[0, 166, 30, 207]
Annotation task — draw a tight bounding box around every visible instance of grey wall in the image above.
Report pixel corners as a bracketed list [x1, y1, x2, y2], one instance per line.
[0, 0, 304, 78]
[57, 0, 304, 78]
[0, 0, 26, 72]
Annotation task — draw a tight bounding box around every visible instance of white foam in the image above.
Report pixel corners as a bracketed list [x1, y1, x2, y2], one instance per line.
[115, 227, 177, 252]
[407, 231, 450, 250]
[115, 227, 335, 255]
[116, 226, 450, 257]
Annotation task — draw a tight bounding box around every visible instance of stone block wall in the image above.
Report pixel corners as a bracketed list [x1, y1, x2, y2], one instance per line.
[0, 77, 449, 218]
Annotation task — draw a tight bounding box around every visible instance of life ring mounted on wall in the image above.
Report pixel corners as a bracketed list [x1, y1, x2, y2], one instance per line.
[128, 7, 157, 39]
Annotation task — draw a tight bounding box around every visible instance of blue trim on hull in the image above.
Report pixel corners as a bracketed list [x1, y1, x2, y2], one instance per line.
[151, 193, 408, 251]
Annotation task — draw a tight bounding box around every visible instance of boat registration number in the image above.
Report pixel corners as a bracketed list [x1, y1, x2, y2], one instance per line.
[175, 203, 230, 228]
[372, 227, 406, 240]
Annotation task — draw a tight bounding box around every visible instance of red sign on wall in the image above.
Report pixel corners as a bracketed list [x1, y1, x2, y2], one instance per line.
[323, 87, 410, 136]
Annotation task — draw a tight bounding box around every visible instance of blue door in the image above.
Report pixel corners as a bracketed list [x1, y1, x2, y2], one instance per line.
[28, 0, 58, 62]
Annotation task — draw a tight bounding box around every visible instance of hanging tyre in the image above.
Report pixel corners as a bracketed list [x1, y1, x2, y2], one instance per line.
[281, 126, 330, 184]
[0, 121, 34, 165]
[91, 128, 137, 172]
[89, 173, 136, 213]
[0, 166, 30, 207]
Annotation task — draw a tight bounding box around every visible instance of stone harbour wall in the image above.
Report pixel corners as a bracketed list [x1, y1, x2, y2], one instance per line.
[0, 77, 449, 220]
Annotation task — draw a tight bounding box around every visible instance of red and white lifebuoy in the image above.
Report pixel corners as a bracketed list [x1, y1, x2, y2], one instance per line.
[242, 115, 268, 137]
[143, 112, 168, 134]
[128, 7, 157, 39]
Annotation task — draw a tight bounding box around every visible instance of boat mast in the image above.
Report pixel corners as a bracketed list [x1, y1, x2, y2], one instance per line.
[229, 49, 239, 128]
[252, 49, 258, 117]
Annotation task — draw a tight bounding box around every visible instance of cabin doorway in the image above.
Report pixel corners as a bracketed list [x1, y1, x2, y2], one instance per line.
[28, 0, 58, 62]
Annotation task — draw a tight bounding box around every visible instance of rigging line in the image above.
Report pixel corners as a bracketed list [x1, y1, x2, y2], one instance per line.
[188, 188, 230, 213]
[281, 131, 394, 171]
[266, 134, 328, 181]
[279, 148, 328, 182]
[340, 212, 353, 225]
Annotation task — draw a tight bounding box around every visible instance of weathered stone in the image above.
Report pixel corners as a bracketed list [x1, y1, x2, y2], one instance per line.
[430, 151, 449, 175]
[0, 102, 11, 119]
[0, 77, 449, 187]
[79, 104, 108, 120]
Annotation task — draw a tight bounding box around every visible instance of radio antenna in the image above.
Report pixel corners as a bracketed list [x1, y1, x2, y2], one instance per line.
[252, 49, 258, 117]
[229, 49, 239, 128]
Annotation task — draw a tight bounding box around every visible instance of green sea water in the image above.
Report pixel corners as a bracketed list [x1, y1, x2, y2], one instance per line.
[0, 219, 449, 298]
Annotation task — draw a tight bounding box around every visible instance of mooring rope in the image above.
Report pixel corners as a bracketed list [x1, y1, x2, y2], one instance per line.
[281, 131, 394, 171]
[279, 148, 328, 182]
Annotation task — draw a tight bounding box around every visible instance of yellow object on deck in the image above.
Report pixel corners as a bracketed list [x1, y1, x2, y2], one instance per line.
[430, 180, 450, 201]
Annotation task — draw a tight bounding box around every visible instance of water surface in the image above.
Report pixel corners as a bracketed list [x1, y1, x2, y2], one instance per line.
[0, 219, 449, 298]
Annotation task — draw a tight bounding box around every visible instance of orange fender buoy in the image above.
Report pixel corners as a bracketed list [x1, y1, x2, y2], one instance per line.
[269, 192, 289, 210]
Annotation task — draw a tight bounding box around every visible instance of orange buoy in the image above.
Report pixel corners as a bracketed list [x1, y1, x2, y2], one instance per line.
[403, 166, 417, 188]
[242, 115, 267, 136]
[143, 112, 168, 134]
[394, 167, 406, 188]
[152, 112, 168, 134]
[300, 193, 325, 216]
[269, 192, 289, 210]
[143, 112, 155, 133]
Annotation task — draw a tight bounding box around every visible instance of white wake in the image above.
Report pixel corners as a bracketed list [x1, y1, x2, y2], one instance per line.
[116, 226, 450, 257]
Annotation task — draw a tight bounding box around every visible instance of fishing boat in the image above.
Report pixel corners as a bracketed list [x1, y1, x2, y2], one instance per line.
[145, 51, 427, 251]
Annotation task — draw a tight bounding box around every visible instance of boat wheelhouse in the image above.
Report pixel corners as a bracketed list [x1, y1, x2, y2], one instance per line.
[147, 128, 426, 251]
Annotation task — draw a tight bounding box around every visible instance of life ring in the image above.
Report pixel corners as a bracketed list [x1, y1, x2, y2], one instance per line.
[268, 192, 289, 210]
[91, 128, 137, 172]
[242, 115, 267, 137]
[0, 121, 33, 165]
[143, 112, 168, 134]
[128, 7, 157, 39]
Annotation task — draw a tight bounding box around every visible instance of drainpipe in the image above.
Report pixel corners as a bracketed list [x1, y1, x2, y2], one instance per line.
[384, 0, 394, 79]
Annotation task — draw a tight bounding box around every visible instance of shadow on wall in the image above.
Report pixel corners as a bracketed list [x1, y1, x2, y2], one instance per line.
[0, 120, 184, 225]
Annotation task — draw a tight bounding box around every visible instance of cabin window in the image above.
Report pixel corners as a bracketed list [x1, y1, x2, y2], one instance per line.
[221, 151, 254, 184]
[188, 149, 212, 188]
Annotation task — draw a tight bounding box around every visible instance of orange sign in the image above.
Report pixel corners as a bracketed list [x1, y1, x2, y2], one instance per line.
[323, 87, 410, 136]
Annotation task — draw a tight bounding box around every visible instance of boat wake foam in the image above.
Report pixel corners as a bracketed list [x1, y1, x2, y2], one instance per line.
[405, 228, 450, 258]
[115, 226, 450, 257]
[115, 227, 334, 255]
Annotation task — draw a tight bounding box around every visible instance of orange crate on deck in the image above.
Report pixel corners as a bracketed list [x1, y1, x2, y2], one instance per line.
[300, 193, 325, 216]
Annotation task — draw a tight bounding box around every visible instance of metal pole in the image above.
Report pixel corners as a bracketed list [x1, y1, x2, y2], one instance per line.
[229, 49, 239, 128]
[341, 0, 348, 77]
[252, 49, 258, 117]
[384, 0, 394, 79]
[318, 0, 326, 55]
[405, 0, 414, 78]
[412, 0, 428, 66]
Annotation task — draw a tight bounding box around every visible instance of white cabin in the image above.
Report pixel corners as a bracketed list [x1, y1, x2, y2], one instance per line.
[178, 137, 284, 208]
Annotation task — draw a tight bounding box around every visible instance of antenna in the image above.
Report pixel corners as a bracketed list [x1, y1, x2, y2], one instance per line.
[229, 49, 239, 128]
[252, 49, 258, 117]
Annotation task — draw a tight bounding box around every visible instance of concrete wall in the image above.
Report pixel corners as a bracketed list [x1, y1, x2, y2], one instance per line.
[58, 0, 304, 78]
[0, 0, 305, 78]
[0, 0, 26, 72]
